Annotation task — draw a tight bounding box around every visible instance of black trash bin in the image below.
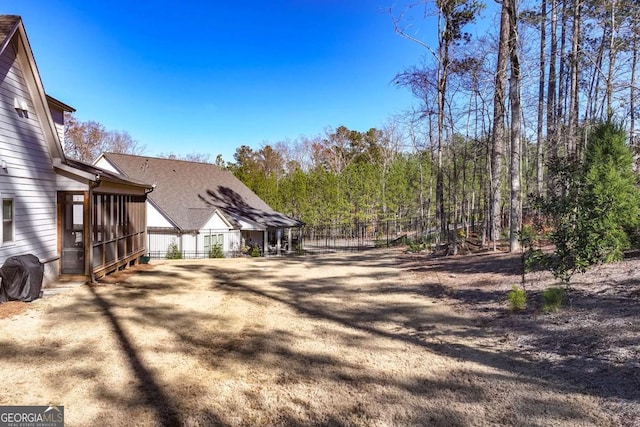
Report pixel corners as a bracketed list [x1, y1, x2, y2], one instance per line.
[0, 254, 44, 303]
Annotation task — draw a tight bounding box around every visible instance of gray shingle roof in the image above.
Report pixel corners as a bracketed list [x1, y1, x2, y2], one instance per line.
[65, 158, 151, 188]
[101, 153, 303, 231]
[0, 16, 20, 46]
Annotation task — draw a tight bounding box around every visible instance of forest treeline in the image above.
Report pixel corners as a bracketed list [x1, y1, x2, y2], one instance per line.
[225, 0, 640, 255]
[226, 125, 478, 235]
[63, 0, 640, 260]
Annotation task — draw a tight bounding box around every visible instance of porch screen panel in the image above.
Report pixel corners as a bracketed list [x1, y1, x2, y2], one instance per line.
[92, 193, 147, 273]
[92, 246, 103, 268]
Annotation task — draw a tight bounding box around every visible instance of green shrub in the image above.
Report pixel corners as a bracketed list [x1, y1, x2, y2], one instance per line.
[542, 287, 565, 312]
[407, 241, 425, 252]
[507, 285, 527, 312]
[209, 243, 224, 258]
[374, 239, 388, 248]
[166, 241, 182, 259]
[250, 245, 261, 257]
[524, 248, 550, 272]
[407, 237, 432, 252]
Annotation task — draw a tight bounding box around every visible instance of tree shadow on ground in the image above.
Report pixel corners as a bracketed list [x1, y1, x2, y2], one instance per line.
[167, 261, 610, 424]
[53, 258, 500, 424]
[400, 250, 523, 276]
[395, 250, 640, 416]
[86, 285, 183, 426]
[16, 249, 636, 426]
[177, 251, 639, 422]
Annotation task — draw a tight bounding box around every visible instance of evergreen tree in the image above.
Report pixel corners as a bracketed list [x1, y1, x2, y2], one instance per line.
[541, 122, 640, 283]
[581, 122, 640, 261]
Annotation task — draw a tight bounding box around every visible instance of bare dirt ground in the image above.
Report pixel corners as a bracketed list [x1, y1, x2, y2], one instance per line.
[0, 248, 638, 426]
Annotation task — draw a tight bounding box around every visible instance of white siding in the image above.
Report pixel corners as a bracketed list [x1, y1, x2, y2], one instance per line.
[196, 211, 239, 256]
[147, 232, 180, 257]
[0, 43, 59, 283]
[181, 234, 196, 253]
[55, 170, 87, 192]
[147, 229, 242, 258]
[94, 157, 119, 173]
[201, 210, 232, 230]
[227, 231, 242, 254]
[197, 229, 241, 256]
[102, 155, 178, 258]
[48, 107, 64, 143]
[147, 202, 173, 227]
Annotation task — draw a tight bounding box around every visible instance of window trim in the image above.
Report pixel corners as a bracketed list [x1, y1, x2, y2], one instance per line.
[204, 233, 224, 252]
[1, 194, 15, 246]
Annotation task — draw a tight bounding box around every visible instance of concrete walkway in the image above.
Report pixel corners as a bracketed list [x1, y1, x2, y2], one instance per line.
[41, 279, 87, 298]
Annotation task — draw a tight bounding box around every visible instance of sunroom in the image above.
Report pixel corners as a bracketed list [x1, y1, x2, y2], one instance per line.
[55, 159, 151, 280]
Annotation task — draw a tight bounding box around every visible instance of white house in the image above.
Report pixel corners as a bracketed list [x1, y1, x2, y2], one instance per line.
[0, 15, 150, 285]
[95, 153, 303, 258]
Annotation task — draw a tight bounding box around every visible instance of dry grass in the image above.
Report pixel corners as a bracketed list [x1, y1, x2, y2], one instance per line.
[0, 301, 27, 319]
[0, 249, 637, 426]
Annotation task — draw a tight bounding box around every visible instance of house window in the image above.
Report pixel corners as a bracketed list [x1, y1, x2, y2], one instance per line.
[204, 233, 224, 253]
[2, 197, 14, 244]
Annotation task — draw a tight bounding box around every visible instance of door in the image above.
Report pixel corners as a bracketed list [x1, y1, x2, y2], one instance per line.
[60, 193, 86, 274]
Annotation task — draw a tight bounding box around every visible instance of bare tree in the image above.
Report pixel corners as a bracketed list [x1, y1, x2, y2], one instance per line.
[157, 152, 212, 163]
[606, 0, 619, 119]
[630, 9, 639, 156]
[567, 0, 582, 157]
[64, 113, 145, 163]
[537, 0, 547, 196]
[392, 0, 483, 243]
[547, 0, 559, 162]
[374, 120, 403, 217]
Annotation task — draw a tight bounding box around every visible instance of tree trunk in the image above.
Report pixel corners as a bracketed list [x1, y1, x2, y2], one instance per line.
[537, 0, 547, 197]
[568, 0, 581, 158]
[547, 0, 558, 163]
[586, 27, 606, 123]
[631, 14, 638, 163]
[508, 0, 522, 253]
[436, 13, 448, 243]
[491, 3, 510, 249]
[558, 0, 569, 150]
[606, 0, 618, 120]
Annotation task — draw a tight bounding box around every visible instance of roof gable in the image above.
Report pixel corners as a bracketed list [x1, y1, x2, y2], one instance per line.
[1, 15, 148, 192]
[0, 16, 20, 50]
[201, 209, 234, 230]
[0, 15, 65, 161]
[100, 153, 302, 231]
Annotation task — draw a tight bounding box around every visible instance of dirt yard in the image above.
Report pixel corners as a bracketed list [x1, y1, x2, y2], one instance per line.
[0, 249, 638, 426]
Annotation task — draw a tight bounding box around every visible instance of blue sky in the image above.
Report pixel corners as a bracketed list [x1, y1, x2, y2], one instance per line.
[6, 1, 439, 162]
